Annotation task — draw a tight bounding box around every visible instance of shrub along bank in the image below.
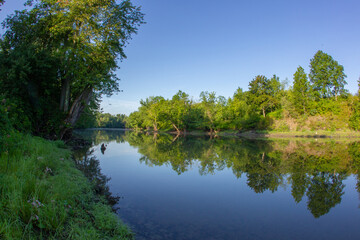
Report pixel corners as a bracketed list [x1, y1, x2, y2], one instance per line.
[0, 131, 133, 239]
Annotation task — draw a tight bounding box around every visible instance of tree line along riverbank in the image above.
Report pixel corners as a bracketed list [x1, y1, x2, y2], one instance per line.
[77, 51, 360, 135]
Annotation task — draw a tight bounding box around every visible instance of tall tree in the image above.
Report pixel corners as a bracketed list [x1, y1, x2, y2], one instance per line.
[213, 95, 230, 130]
[227, 88, 249, 129]
[268, 74, 284, 111]
[139, 96, 166, 131]
[349, 77, 360, 130]
[309, 50, 347, 100]
[167, 90, 191, 133]
[247, 75, 271, 117]
[199, 91, 217, 132]
[292, 66, 311, 115]
[0, 0, 144, 138]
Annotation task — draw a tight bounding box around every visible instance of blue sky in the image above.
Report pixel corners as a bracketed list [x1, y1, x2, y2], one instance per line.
[1, 0, 360, 115]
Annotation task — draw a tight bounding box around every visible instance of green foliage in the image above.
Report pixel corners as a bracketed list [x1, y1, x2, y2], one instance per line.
[126, 111, 145, 130]
[240, 114, 262, 130]
[0, 98, 12, 137]
[226, 88, 249, 129]
[268, 109, 283, 120]
[76, 111, 128, 129]
[0, 0, 144, 138]
[313, 99, 338, 115]
[292, 66, 311, 115]
[0, 42, 59, 134]
[139, 96, 168, 131]
[247, 75, 271, 117]
[183, 103, 205, 130]
[246, 75, 283, 117]
[309, 50, 347, 100]
[199, 91, 218, 131]
[97, 113, 127, 129]
[350, 97, 360, 130]
[276, 122, 290, 132]
[75, 109, 98, 129]
[166, 90, 191, 132]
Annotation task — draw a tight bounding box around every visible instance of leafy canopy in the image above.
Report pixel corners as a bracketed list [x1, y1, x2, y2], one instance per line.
[309, 50, 347, 100]
[0, 0, 144, 137]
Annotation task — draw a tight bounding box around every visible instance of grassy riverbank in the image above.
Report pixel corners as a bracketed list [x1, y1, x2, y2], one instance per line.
[219, 130, 360, 139]
[0, 132, 133, 240]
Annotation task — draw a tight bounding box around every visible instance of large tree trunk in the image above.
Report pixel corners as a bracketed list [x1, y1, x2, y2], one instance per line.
[60, 86, 93, 139]
[60, 78, 71, 112]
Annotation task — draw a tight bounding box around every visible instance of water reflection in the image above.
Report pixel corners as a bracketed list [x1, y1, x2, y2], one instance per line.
[72, 147, 120, 210]
[77, 129, 360, 221]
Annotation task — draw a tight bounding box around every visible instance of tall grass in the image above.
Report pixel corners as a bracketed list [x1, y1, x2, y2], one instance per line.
[0, 132, 133, 239]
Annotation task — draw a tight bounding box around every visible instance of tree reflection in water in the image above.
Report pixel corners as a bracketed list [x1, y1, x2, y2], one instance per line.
[73, 147, 120, 211]
[77, 129, 360, 218]
[306, 172, 345, 218]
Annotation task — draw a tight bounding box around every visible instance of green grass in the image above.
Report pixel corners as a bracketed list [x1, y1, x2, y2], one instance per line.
[257, 129, 360, 138]
[0, 132, 133, 240]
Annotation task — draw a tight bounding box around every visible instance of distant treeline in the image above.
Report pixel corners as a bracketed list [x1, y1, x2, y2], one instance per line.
[76, 113, 127, 129]
[124, 50, 360, 132]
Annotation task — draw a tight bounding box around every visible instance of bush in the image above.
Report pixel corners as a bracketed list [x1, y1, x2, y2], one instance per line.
[241, 114, 261, 130]
[0, 98, 12, 136]
[350, 100, 360, 130]
[268, 109, 283, 120]
[277, 122, 290, 132]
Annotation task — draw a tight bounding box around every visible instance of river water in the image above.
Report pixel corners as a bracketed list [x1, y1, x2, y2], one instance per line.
[76, 129, 360, 240]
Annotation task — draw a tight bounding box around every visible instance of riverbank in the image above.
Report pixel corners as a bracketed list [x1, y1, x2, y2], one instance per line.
[219, 130, 360, 139]
[111, 128, 360, 139]
[0, 132, 133, 239]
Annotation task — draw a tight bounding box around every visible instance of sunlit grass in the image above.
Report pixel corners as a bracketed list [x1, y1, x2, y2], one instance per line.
[0, 133, 133, 239]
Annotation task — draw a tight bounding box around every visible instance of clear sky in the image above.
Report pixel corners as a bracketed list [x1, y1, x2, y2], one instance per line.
[1, 0, 360, 115]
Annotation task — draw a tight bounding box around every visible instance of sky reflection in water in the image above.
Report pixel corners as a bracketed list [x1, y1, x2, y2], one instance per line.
[78, 130, 360, 240]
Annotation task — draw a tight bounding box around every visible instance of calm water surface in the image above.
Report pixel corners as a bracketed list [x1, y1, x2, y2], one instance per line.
[76, 130, 360, 240]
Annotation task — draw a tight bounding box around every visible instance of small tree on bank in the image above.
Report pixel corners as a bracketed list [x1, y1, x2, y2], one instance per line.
[292, 66, 311, 115]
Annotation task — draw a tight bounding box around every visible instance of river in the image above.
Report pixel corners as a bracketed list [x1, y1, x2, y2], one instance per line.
[76, 129, 360, 240]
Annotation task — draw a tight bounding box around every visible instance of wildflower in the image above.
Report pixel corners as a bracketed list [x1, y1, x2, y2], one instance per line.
[28, 198, 44, 208]
[36, 200, 43, 207]
[31, 214, 39, 221]
[44, 167, 53, 174]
